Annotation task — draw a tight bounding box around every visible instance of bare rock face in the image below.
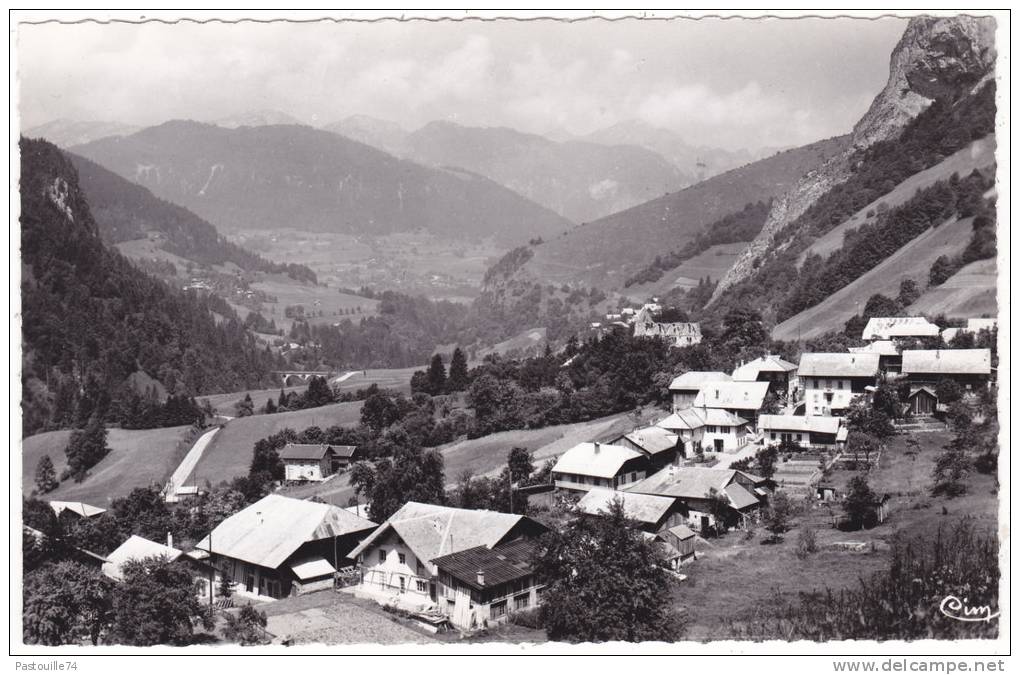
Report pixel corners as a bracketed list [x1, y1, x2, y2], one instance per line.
[711, 15, 996, 303]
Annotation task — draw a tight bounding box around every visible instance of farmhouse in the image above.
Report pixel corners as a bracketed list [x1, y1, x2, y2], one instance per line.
[798, 353, 881, 417]
[849, 340, 902, 374]
[668, 371, 731, 411]
[901, 349, 993, 391]
[657, 407, 749, 453]
[279, 443, 360, 482]
[633, 307, 702, 347]
[861, 316, 940, 342]
[693, 380, 771, 428]
[49, 500, 106, 521]
[194, 494, 377, 600]
[610, 425, 680, 467]
[350, 502, 548, 610]
[432, 538, 544, 631]
[758, 414, 847, 450]
[551, 442, 649, 492]
[731, 354, 799, 401]
[102, 534, 183, 581]
[627, 466, 766, 533]
[575, 487, 688, 534]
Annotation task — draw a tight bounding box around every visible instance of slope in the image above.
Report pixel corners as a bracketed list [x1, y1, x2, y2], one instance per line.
[70, 121, 572, 246]
[906, 258, 998, 318]
[23, 118, 140, 147]
[771, 216, 978, 341]
[405, 120, 692, 223]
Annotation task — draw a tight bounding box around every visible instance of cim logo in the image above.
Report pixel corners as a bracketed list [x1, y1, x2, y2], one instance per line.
[939, 595, 999, 623]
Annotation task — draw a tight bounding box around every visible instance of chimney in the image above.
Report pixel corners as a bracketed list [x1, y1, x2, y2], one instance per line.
[477, 569, 485, 586]
[167, 532, 173, 550]
[593, 442, 600, 454]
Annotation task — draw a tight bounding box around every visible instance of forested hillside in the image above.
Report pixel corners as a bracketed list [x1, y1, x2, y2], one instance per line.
[20, 138, 282, 435]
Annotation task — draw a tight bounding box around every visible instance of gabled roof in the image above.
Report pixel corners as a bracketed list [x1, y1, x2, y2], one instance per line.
[848, 340, 899, 357]
[575, 488, 678, 525]
[693, 380, 770, 410]
[615, 425, 679, 456]
[758, 414, 842, 435]
[724, 483, 760, 511]
[731, 355, 797, 381]
[551, 442, 643, 478]
[279, 443, 335, 461]
[627, 466, 762, 506]
[669, 371, 731, 391]
[656, 407, 747, 431]
[49, 501, 106, 518]
[103, 535, 183, 581]
[348, 502, 542, 564]
[667, 524, 696, 540]
[194, 494, 377, 569]
[798, 353, 881, 378]
[862, 317, 940, 340]
[901, 349, 992, 375]
[908, 386, 938, 399]
[432, 538, 540, 591]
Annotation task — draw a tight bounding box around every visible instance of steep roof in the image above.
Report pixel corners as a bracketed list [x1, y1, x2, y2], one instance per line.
[575, 488, 678, 525]
[627, 466, 761, 507]
[862, 317, 940, 340]
[669, 371, 731, 391]
[615, 425, 679, 456]
[666, 524, 696, 540]
[758, 414, 842, 435]
[348, 502, 542, 564]
[49, 501, 106, 518]
[551, 442, 643, 478]
[724, 483, 760, 511]
[693, 380, 770, 410]
[798, 352, 881, 378]
[432, 538, 540, 591]
[194, 494, 377, 569]
[103, 535, 183, 581]
[848, 340, 899, 356]
[901, 349, 992, 375]
[731, 355, 798, 381]
[656, 407, 747, 431]
[279, 443, 333, 461]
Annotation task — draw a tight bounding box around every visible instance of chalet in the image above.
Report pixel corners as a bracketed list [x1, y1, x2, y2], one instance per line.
[349, 502, 548, 610]
[575, 488, 688, 534]
[862, 317, 940, 342]
[758, 414, 847, 450]
[906, 386, 938, 415]
[633, 307, 702, 347]
[432, 538, 544, 631]
[102, 534, 183, 582]
[798, 353, 881, 417]
[657, 524, 697, 566]
[279, 443, 360, 482]
[668, 371, 731, 412]
[626, 466, 766, 533]
[657, 407, 749, 453]
[731, 354, 799, 401]
[610, 425, 680, 468]
[901, 349, 993, 392]
[849, 340, 901, 374]
[551, 442, 649, 492]
[693, 380, 771, 428]
[49, 500, 106, 522]
[194, 494, 377, 599]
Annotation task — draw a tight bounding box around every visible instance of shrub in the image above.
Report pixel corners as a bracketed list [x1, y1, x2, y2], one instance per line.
[509, 607, 544, 629]
[796, 527, 818, 559]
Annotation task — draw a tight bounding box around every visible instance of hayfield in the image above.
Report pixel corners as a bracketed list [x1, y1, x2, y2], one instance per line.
[907, 258, 998, 318]
[22, 425, 195, 506]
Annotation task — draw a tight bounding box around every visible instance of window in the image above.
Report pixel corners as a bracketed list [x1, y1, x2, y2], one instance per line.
[515, 593, 530, 610]
[796, 434, 803, 441]
[416, 579, 427, 593]
[490, 600, 507, 620]
[398, 552, 406, 565]
[378, 549, 386, 564]
[630, 472, 637, 482]
[770, 432, 776, 440]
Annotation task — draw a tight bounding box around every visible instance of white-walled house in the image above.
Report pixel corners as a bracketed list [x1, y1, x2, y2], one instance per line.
[862, 317, 940, 342]
[279, 443, 360, 482]
[758, 414, 847, 450]
[550, 442, 649, 492]
[798, 353, 881, 417]
[668, 371, 731, 412]
[626, 466, 766, 533]
[656, 407, 749, 453]
[693, 380, 771, 428]
[731, 354, 799, 401]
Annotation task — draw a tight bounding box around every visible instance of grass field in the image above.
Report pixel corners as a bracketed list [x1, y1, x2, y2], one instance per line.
[772, 216, 977, 341]
[907, 258, 998, 318]
[680, 428, 998, 639]
[186, 401, 366, 486]
[250, 275, 380, 332]
[22, 425, 195, 506]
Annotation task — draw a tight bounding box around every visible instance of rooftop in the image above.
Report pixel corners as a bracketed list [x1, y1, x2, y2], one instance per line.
[614, 425, 679, 456]
[551, 442, 644, 479]
[49, 500, 106, 518]
[862, 317, 940, 340]
[731, 355, 798, 381]
[575, 488, 678, 525]
[102, 535, 183, 581]
[432, 537, 540, 591]
[693, 380, 771, 410]
[669, 371, 731, 391]
[627, 466, 763, 506]
[656, 407, 748, 431]
[278, 443, 358, 461]
[758, 414, 842, 435]
[798, 352, 881, 378]
[848, 340, 900, 356]
[901, 349, 992, 375]
[194, 494, 377, 569]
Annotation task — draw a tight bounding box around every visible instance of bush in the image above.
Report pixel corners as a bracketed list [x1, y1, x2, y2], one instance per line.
[509, 607, 544, 629]
[796, 527, 818, 559]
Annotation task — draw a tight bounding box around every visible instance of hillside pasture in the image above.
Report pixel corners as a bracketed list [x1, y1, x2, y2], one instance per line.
[22, 425, 194, 506]
[250, 274, 379, 331]
[772, 216, 976, 341]
[907, 258, 998, 318]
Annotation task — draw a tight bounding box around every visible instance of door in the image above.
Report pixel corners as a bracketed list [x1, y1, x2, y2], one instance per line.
[714, 438, 724, 453]
[245, 572, 255, 593]
[700, 515, 710, 533]
[399, 576, 406, 593]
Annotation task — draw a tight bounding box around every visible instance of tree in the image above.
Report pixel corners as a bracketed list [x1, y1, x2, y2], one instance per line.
[23, 561, 114, 646]
[304, 376, 334, 408]
[846, 432, 880, 470]
[236, 393, 254, 417]
[447, 347, 469, 392]
[929, 255, 956, 287]
[263, 397, 278, 414]
[764, 491, 794, 542]
[843, 474, 878, 530]
[872, 384, 902, 419]
[536, 498, 685, 642]
[65, 413, 110, 482]
[360, 392, 401, 433]
[897, 279, 921, 307]
[845, 398, 894, 438]
[704, 488, 733, 536]
[111, 557, 212, 646]
[861, 293, 903, 321]
[361, 445, 446, 522]
[755, 445, 779, 483]
[935, 378, 964, 405]
[109, 487, 173, 543]
[221, 605, 268, 645]
[35, 455, 58, 494]
[932, 437, 970, 497]
[507, 447, 535, 484]
[425, 354, 447, 396]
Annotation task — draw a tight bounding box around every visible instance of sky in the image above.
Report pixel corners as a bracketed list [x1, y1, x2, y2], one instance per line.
[17, 16, 908, 151]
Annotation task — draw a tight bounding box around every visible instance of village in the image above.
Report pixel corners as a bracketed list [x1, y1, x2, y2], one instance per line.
[26, 308, 997, 644]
